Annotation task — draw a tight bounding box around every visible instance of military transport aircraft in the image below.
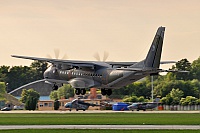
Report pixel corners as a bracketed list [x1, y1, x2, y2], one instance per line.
[65, 99, 98, 111]
[12, 27, 180, 96]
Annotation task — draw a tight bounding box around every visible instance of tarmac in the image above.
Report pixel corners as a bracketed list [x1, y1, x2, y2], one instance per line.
[0, 125, 199, 130]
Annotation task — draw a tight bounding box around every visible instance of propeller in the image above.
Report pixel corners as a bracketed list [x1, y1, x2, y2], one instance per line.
[93, 51, 109, 62]
[46, 49, 69, 69]
[46, 49, 68, 60]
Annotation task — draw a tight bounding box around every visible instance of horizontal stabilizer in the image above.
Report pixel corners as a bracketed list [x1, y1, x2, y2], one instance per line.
[160, 61, 177, 64]
[159, 69, 189, 73]
[116, 67, 189, 74]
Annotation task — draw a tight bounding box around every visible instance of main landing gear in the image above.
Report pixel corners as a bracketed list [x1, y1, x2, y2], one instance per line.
[75, 88, 86, 95]
[52, 84, 58, 90]
[74, 88, 112, 96]
[101, 89, 112, 96]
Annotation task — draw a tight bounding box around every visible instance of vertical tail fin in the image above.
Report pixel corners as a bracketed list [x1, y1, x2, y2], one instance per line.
[131, 27, 165, 68]
[145, 26, 165, 68]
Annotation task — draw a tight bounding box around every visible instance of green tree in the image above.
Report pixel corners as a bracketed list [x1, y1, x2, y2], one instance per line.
[170, 88, 184, 99]
[0, 82, 6, 101]
[25, 96, 38, 110]
[123, 96, 138, 102]
[170, 88, 184, 105]
[112, 79, 151, 99]
[50, 91, 58, 100]
[160, 88, 184, 105]
[0, 66, 10, 82]
[20, 89, 40, 110]
[57, 84, 74, 99]
[122, 95, 148, 103]
[30, 61, 48, 80]
[171, 58, 191, 80]
[138, 96, 145, 102]
[165, 94, 173, 105]
[191, 57, 200, 80]
[180, 96, 198, 105]
[7, 66, 36, 90]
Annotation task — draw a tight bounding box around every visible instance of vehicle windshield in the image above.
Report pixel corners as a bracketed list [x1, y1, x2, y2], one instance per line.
[64, 102, 72, 108]
[132, 103, 138, 106]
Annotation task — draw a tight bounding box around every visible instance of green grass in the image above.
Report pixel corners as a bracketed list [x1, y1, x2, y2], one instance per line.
[0, 129, 199, 133]
[0, 113, 199, 125]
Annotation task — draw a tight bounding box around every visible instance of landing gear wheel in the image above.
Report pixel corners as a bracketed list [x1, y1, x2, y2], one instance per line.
[101, 89, 106, 96]
[106, 89, 112, 96]
[80, 89, 86, 95]
[53, 84, 58, 90]
[75, 88, 81, 95]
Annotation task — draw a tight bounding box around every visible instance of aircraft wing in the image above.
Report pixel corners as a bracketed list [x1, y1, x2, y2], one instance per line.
[11, 55, 176, 69]
[11, 55, 111, 69]
[105, 62, 137, 67]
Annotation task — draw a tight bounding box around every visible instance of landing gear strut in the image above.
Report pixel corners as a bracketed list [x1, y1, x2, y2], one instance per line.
[52, 84, 58, 90]
[101, 89, 112, 96]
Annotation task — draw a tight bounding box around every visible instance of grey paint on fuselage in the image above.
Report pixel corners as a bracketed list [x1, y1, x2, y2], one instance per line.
[44, 66, 145, 89]
[44, 66, 126, 88]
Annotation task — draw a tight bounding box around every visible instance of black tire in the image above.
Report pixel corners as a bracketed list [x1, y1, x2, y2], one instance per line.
[101, 89, 106, 96]
[106, 89, 112, 96]
[80, 89, 86, 95]
[75, 88, 81, 95]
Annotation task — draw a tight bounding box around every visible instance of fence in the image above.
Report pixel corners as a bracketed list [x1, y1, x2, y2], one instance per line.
[160, 105, 200, 111]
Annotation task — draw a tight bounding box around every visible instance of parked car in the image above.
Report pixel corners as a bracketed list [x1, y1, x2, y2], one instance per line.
[1, 107, 11, 111]
[13, 105, 23, 110]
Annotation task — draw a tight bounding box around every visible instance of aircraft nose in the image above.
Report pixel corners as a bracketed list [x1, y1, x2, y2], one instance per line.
[43, 70, 49, 79]
[44, 66, 53, 79]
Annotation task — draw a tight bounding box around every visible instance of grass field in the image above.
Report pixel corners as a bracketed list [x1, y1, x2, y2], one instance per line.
[0, 129, 200, 133]
[0, 113, 199, 125]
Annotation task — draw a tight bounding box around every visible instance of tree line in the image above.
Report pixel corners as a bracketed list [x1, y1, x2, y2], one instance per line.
[0, 61, 48, 92]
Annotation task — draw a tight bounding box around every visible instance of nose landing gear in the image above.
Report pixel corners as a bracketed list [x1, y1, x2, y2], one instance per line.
[52, 84, 58, 90]
[52, 83, 63, 90]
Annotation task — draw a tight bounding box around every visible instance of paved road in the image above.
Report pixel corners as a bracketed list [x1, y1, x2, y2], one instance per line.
[0, 125, 199, 130]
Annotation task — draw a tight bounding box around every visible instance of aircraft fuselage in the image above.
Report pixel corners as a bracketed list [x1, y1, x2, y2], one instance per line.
[44, 66, 146, 89]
